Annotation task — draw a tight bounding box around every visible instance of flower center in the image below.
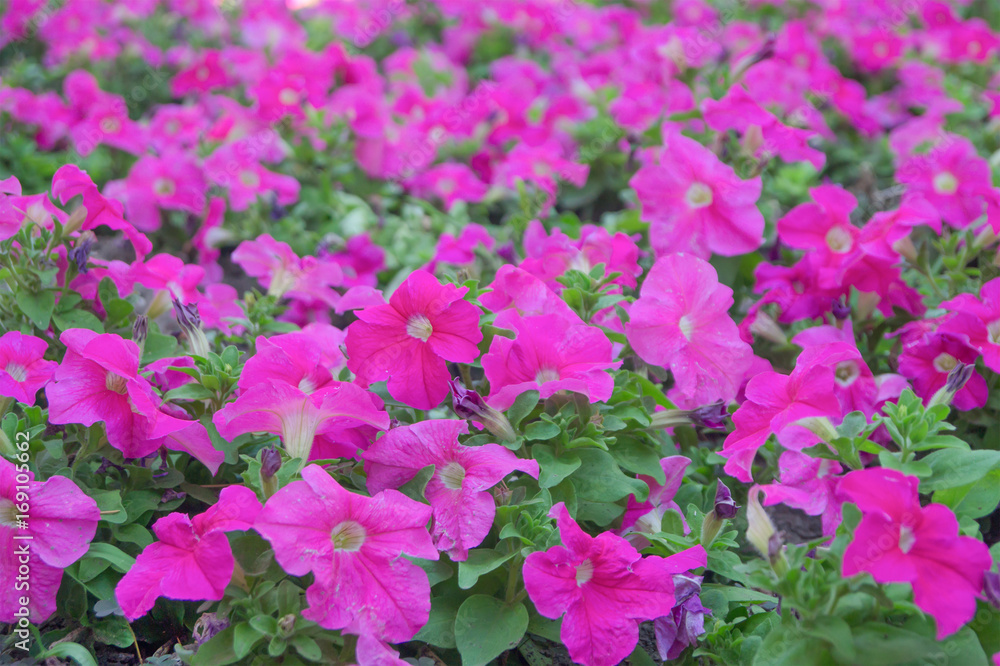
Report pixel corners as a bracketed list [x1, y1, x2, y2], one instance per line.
[278, 88, 299, 106]
[898, 525, 916, 554]
[0, 499, 20, 528]
[5, 363, 27, 383]
[825, 226, 853, 253]
[685, 182, 713, 208]
[933, 353, 957, 374]
[438, 462, 466, 490]
[834, 360, 859, 387]
[101, 116, 121, 133]
[987, 319, 1000, 346]
[933, 171, 958, 195]
[330, 520, 367, 552]
[298, 377, 317, 394]
[535, 367, 560, 384]
[195, 66, 210, 81]
[575, 558, 594, 586]
[105, 373, 128, 395]
[406, 314, 434, 342]
[239, 170, 260, 188]
[437, 178, 456, 194]
[678, 315, 694, 341]
[153, 178, 176, 196]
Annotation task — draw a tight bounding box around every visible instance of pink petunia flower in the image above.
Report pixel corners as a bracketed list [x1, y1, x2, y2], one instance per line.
[362, 420, 539, 560]
[940, 277, 1000, 373]
[720, 361, 842, 483]
[114, 152, 207, 232]
[775, 184, 860, 289]
[45, 329, 189, 458]
[896, 137, 994, 229]
[254, 465, 438, 641]
[482, 313, 621, 410]
[630, 132, 764, 259]
[758, 451, 845, 537]
[620, 456, 691, 543]
[523, 503, 706, 666]
[345, 270, 483, 410]
[479, 265, 581, 330]
[239, 326, 346, 395]
[406, 163, 489, 211]
[213, 382, 388, 461]
[519, 221, 643, 291]
[204, 143, 300, 212]
[0, 176, 23, 240]
[625, 253, 752, 409]
[232, 234, 343, 310]
[841, 468, 992, 639]
[897, 324, 988, 410]
[115, 486, 262, 620]
[1, 458, 99, 623]
[0, 331, 57, 405]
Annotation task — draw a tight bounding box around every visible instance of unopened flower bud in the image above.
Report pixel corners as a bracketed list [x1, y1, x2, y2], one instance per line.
[700, 480, 739, 546]
[260, 447, 281, 498]
[132, 315, 148, 357]
[893, 235, 919, 263]
[984, 570, 1000, 609]
[742, 124, 765, 157]
[928, 363, 974, 407]
[746, 488, 789, 575]
[173, 300, 210, 357]
[449, 377, 516, 442]
[749, 310, 787, 345]
[831, 298, 851, 322]
[63, 206, 87, 236]
[68, 231, 96, 273]
[192, 613, 229, 645]
[278, 614, 295, 637]
[690, 402, 729, 430]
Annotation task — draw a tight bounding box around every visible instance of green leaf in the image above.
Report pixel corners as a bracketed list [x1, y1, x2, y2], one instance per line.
[37, 642, 98, 666]
[525, 420, 561, 441]
[19, 289, 55, 329]
[454, 595, 529, 666]
[457, 549, 517, 589]
[84, 542, 136, 573]
[52, 309, 104, 332]
[911, 434, 969, 451]
[569, 448, 648, 503]
[87, 490, 128, 524]
[508, 391, 540, 430]
[191, 626, 240, 666]
[533, 444, 581, 488]
[142, 330, 178, 365]
[164, 383, 215, 401]
[801, 616, 855, 663]
[933, 469, 1000, 519]
[398, 463, 436, 502]
[90, 615, 135, 649]
[920, 449, 1000, 492]
[232, 623, 264, 660]
[415, 595, 462, 648]
[291, 635, 322, 662]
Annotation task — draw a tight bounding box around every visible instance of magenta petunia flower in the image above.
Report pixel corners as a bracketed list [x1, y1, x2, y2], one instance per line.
[897, 326, 987, 410]
[115, 486, 262, 621]
[0, 331, 56, 405]
[115, 151, 207, 232]
[1, 458, 99, 622]
[630, 132, 764, 259]
[523, 503, 706, 666]
[776, 184, 859, 289]
[896, 136, 994, 229]
[345, 270, 483, 410]
[204, 142, 300, 212]
[254, 465, 438, 642]
[232, 234, 344, 309]
[362, 420, 539, 560]
[45, 329, 190, 458]
[620, 456, 691, 542]
[941, 277, 1000, 373]
[720, 362, 842, 483]
[213, 381, 389, 461]
[238, 326, 346, 395]
[482, 313, 621, 410]
[625, 253, 752, 409]
[0, 176, 22, 240]
[479, 265, 581, 330]
[758, 451, 845, 537]
[841, 468, 992, 639]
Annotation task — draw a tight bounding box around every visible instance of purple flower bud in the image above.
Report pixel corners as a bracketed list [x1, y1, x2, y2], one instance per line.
[68, 230, 96, 273]
[192, 613, 229, 646]
[691, 401, 728, 430]
[713, 480, 739, 520]
[449, 377, 517, 442]
[944, 362, 974, 394]
[984, 570, 1000, 610]
[132, 315, 148, 350]
[261, 447, 282, 480]
[654, 574, 711, 660]
[832, 297, 851, 321]
[496, 241, 519, 265]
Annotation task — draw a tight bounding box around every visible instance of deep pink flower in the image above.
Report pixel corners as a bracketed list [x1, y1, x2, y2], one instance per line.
[897, 325, 987, 410]
[198, 283, 245, 336]
[51, 165, 152, 259]
[620, 456, 691, 541]
[841, 468, 992, 639]
[631, 132, 764, 259]
[254, 465, 438, 641]
[792, 323, 881, 416]
[776, 184, 860, 289]
[482, 313, 620, 410]
[940, 278, 1000, 373]
[115, 486, 261, 620]
[523, 503, 706, 666]
[239, 326, 346, 395]
[896, 137, 994, 229]
[213, 382, 388, 461]
[406, 163, 489, 210]
[0, 176, 22, 240]
[130, 254, 206, 307]
[626, 254, 752, 409]
[172, 50, 232, 95]
[520, 221, 642, 291]
[426, 224, 495, 273]
[346, 270, 483, 410]
[232, 234, 343, 310]
[115, 152, 207, 232]
[0, 331, 56, 405]
[1, 458, 99, 622]
[363, 420, 539, 560]
[479, 265, 581, 330]
[494, 140, 588, 216]
[204, 143, 300, 212]
[45, 329, 189, 458]
[758, 452, 845, 537]
[721, 362, 842, 483]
